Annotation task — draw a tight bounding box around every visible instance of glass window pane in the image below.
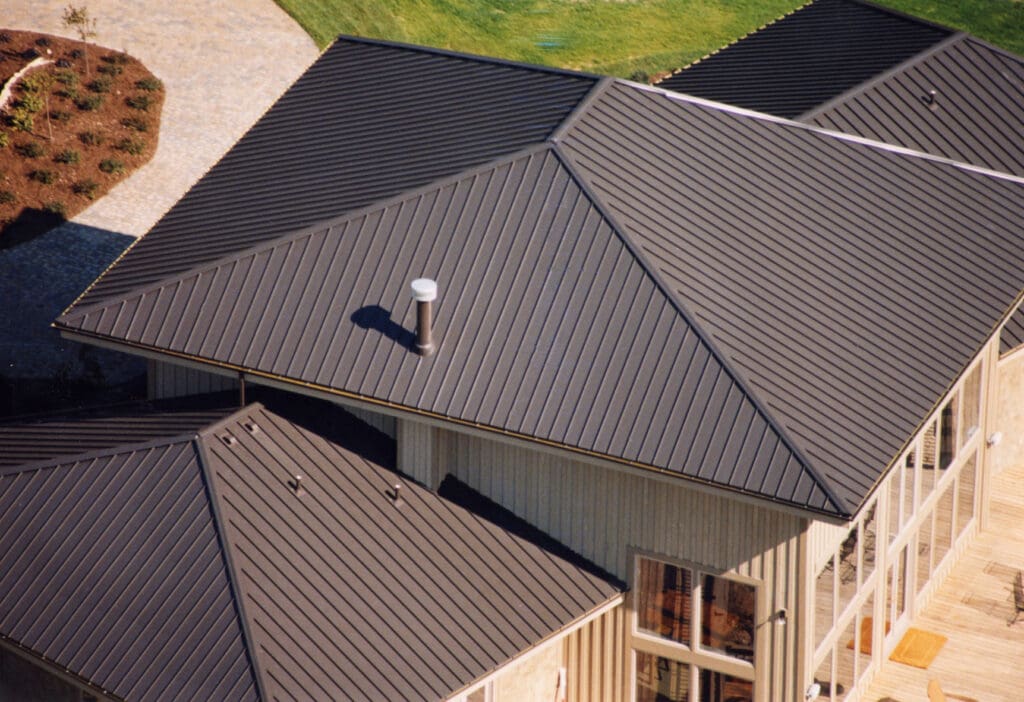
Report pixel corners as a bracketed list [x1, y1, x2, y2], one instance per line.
[856, 592, 875, 684]
[960, 364, 982, 448]
[887, 469, 901, 545]
[836, 619, 856, 700]
[920, 421, 937, 501]
[698, 668, 753, 702]
[636, 652, 690, 702]
[815, 556, 836, 651]
[701, 574, 755, 661]
[956, 452, 978, 541]
[837, 527, 857, 617]
[939, 397, 957, 471]
[902, 451, 916, 526]
[861, 504, 877, 583]
[637, 558, 692, 645]
[916, 510, 933, 596]
[934, 485, 954, 570]
[814, 651, 834, 702]
[467, 686, 486, 702]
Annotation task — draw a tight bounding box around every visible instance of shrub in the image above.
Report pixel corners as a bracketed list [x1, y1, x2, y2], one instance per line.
[79, 131, 104, 146]
[99, 158, 125, 175]
[73, 179, 100, 199]
[116, 137, 145, 155]
[0, 33, 10, 44]
[97, 63, 123, 76]
[56, 58, 72, 69]
[19, 74, 45, 94]
[50, 109, 72, 123]
[15, 93, 44, 114]
[36, 37, 52, 48]
[69, 49, 83, 59]
[56, 69, 78, 87]
[126, 94, 152, 111]
[43, 200, 67, 217]
[104, 52, 129, 65]
[31, 169, 56, 185]
[9, 110, 34, 133]
[15, 142, 45, 158]
[135, 77, 162, 92]
[87, 76, 112, 94]
[121, 116, 148, 132]
[0, 132, 8, 149]
[59, 86, 79, 101]
[54, 149, 80, 164]
[0, 190, 14, 205]
[76, 94, 103, 111]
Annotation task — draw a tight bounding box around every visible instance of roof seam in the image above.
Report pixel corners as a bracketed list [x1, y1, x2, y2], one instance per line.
[796, 30, 968, 122]
[548, 141, 850, 517]
[192, 433, 271, 702]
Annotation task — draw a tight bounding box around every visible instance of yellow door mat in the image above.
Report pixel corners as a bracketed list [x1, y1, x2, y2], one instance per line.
[847, 616, 890, 654]
[889, 628, 947, 668]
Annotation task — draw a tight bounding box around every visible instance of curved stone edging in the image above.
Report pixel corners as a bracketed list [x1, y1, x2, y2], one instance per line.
[0, 56, 53, 112]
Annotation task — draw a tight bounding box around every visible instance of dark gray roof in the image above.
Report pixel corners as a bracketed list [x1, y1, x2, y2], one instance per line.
[558, 81, 1024, 511]
[0, 437, 260, 702]
[76, 36, 598, 308]
[654, 0, 951, 119]
[57, 147, 840, 515]
[806, 36, 1024, 177]
[57, 40, 1024, 517]
[0, 398, 235, 469]
[0, 402, 620, 701]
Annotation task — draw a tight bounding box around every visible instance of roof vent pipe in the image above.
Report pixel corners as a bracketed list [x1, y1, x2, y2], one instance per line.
[411, 278, 437, 356]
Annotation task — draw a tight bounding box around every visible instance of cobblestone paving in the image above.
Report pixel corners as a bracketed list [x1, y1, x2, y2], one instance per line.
[1, 1, 319, 399]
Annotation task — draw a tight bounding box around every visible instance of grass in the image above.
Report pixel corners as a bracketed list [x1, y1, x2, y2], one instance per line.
[273, 0, 1024, 79]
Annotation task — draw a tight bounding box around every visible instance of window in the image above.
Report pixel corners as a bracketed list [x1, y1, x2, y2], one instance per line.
[632, 556, 757, 701]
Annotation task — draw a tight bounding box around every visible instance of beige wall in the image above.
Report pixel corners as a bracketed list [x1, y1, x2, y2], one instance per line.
[147, 359, 238, 399]
[430, 424, 805, 701]
[993, 348, 1024, 475]
[495, 638, 565, 702]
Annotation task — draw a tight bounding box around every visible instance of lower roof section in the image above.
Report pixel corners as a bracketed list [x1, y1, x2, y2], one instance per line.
[0, 398, 621, 701]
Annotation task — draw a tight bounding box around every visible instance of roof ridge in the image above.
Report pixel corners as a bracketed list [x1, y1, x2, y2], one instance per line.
[549, 140, 850, 517]
[796, 30, 968, 122]
[331, 34, 602, 81]
[0, 431, 199, 478]
[192, 428, 271, 702]
[653, 0, 815, 85]
[550, 76, 615, 142]
[847, 0, 957, 34]
[55, 143, 557, 328]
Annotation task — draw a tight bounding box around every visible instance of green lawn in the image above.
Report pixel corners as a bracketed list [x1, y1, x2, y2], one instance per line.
[275, 0, 1024, 79]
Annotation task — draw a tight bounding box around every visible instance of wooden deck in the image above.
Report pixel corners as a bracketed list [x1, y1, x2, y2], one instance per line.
[863, 459, 1024, 702]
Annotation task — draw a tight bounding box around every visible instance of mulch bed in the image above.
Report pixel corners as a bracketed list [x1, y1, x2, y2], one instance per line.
[0, 28, 164, 245]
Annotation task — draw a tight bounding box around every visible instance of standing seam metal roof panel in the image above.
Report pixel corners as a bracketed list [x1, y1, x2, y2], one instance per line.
[654, 0, 951, 119]
[57, 148, 838, 514]
[200, 405, 621, 702]
[0, 439, 260, 702]
[558, 81, 1024, 510]
[807, 36, 1024, 177]
[73, 37, 598, 309]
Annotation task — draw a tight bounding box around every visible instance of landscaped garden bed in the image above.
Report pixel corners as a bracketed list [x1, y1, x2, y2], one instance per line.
[0, 28, 163, 244]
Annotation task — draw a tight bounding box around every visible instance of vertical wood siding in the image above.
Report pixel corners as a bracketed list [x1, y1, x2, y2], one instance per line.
[336, 402, 397, 439]
[436, 428, 805, 700]
[147, 360, 238, 399]
[564, 605, 627, 702]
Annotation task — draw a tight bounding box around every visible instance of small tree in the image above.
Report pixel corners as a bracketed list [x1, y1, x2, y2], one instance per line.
[33, 71, 57, 141]
[61, 5, 98, 76]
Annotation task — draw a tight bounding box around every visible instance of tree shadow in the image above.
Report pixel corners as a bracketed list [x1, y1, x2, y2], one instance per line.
[0, 207, 67, 250]
[351, 305, 414, 351]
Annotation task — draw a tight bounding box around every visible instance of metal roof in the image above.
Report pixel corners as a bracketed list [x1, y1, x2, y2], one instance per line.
[654, 0, 951, 119]
[0, 402, 620, 700]
[0, 399, 235, 469]
[57, 147, 840, 515]
[56, 38, 1024, 517]
[806, 36, 1024, 177]
[0, 437, 260, 702]
[558, 81, 1024, 511]
[75, 36, 597, 309]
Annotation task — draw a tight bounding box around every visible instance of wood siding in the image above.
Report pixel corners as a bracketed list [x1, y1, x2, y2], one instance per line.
[564, 604, 627, 702]
[336, 402, 396, 439]
[147, 360, 238, 399]
[435, 427, 805, 701]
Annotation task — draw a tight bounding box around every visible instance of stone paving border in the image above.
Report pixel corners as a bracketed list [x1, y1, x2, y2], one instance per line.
[4, 0, 320, 237]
